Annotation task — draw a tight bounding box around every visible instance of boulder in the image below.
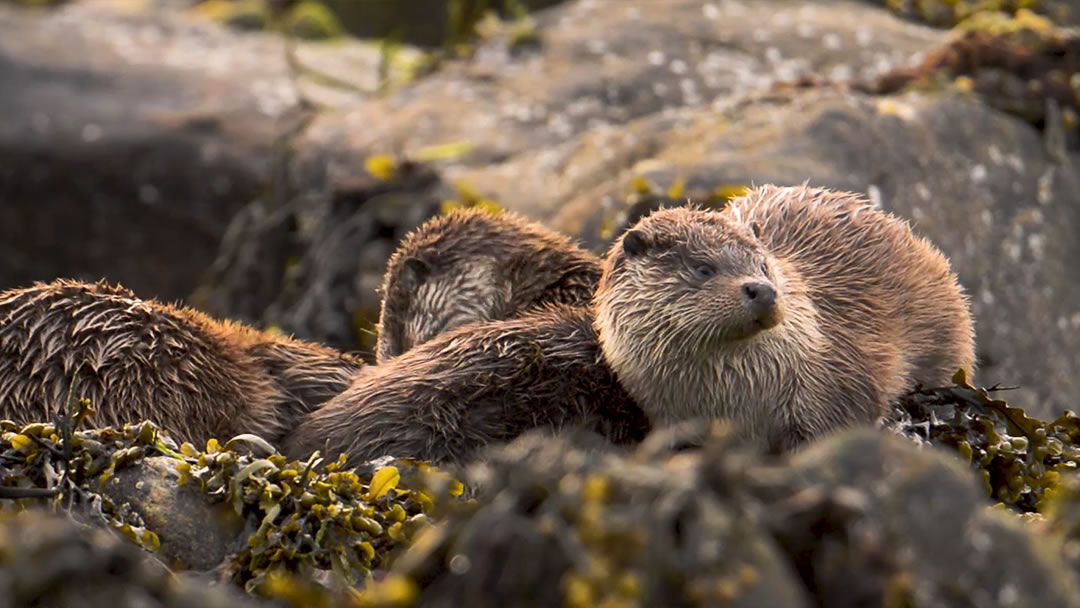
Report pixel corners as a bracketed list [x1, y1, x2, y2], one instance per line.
[0, 0, 385, 303]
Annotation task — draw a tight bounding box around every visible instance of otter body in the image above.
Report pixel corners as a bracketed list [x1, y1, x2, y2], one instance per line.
[0, 279, 366, 446]
[375, 208, 602, 363]
[287, 304, 650, 467]
[594, 184, 976, 451]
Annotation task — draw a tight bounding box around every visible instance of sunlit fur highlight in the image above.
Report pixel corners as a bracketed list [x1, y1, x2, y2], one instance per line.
[374, 208, 602, 364]
[287, 304, 650, 467]
[594, 184, 976, 452]
[0, 279, 366, 447]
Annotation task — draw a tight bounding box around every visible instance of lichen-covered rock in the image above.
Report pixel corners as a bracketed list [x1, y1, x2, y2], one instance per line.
[866, 0, 1080, 29]
[358, 423, 1080, 608]
[107, 456, 246, 571]
[0, 509, 261, 608]
[360, 426, 813, 608]
[744, 429, 1080, 608]
[870, 9, 1080, 147]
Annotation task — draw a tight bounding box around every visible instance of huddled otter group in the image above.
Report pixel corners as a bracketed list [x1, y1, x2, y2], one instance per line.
[0, 185, 976, 465]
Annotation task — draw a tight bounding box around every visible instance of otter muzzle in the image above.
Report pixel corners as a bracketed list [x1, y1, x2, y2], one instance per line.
[741, 281, 780, 329]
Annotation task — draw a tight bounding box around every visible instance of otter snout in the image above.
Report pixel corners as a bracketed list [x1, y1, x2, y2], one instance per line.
[741, 281, 780, 329]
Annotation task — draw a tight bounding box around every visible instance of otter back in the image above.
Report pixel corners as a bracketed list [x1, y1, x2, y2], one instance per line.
[287, 304, 650, 467]
[0, 279, 365, 447]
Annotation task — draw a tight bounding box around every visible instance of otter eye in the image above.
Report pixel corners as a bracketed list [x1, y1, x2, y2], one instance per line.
[751, 221, 763, 239]
[693, 263, 716, 280]
[760, 262, 769, 276]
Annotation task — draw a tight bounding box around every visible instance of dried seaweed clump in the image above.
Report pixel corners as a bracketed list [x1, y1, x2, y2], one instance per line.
[0, 398, 166, 551]
[884, 370, 1080, 513]
[872, 0, 1076, 28]
[0, 508, 259, 608]
[354, 426, 809, 608]
[871, 9, 1080, 147]
[171, 440, 463, 596]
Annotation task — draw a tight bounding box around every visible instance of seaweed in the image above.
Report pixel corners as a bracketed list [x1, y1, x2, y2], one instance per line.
[869, 9, 1080, 148]
[0, 392, 464, 602]
[884, 369, 1080, 513]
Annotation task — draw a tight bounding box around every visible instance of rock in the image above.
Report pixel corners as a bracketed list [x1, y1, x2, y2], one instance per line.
[105, 456, 246, 571]
[288, 0, 945, 224]
[374, 425, 813, 608]
[198, 0, 946, 353]
[0, 508, 260, 608]
[359, 423, 1080, 608]
[744, 430, 1080, 608]
[0, 0, 393, 303]
[193, 160, 451, 355]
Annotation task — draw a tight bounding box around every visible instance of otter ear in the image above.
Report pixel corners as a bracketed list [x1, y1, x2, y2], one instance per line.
[401, 257, 429, 286]
[621, 229, 650, 258]
[750, 221, 763, 239]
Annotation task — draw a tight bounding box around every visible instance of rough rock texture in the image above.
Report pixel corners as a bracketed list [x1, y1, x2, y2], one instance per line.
[0, 0, 388, 303]
[0, 509, 259, 608]
[360, 424, 1080, 608]
[106, 456, 245, 571]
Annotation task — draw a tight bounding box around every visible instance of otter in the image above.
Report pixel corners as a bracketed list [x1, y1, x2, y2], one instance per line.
[374, 208, 602, 363]
[594, 184, 976, 452]
[0, 279, 366, 447]
[286, 303, 651, 467]
[286, 184, 974, 466]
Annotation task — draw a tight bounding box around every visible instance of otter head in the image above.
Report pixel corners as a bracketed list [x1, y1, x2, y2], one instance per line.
[593, 206, 787, 425]
[595, 206, 783, 349]
[375, 212, 514, 364]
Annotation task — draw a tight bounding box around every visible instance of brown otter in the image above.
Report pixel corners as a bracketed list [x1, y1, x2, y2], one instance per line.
[0, 279, 366, 447]
[286, 303, 650, 467]
[594, 184, 976, 452]
[374, 208, 602, 364]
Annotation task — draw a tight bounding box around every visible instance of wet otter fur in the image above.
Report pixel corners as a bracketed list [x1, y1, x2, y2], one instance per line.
[0, 279, 366, 447]
[374, 208, 602, 363]
[594, 184, 976, 452]
[285, 184, 974, 466]
[286, 303, 650, 467]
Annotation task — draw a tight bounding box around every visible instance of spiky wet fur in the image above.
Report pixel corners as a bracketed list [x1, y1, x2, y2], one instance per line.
[374, 208, 602, 364]
[594, 184, 976, 452]
[287, 304, 650, 467]
[0, 279, 366, 447]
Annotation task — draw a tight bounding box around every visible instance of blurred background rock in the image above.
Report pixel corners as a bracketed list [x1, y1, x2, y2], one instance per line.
[1, 0, 1078, 418]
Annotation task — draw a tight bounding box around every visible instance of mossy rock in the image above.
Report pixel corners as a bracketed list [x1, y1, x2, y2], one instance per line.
[282, 0, 344, 41]
[190, 0, 271, 32]
[870, 0, 1078, 28]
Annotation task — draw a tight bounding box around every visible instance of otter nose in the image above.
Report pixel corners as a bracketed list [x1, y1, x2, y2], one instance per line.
[741, 281, 776, 316]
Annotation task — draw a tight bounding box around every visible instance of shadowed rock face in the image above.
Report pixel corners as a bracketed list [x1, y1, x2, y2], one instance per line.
[0, 2, 300, 302]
